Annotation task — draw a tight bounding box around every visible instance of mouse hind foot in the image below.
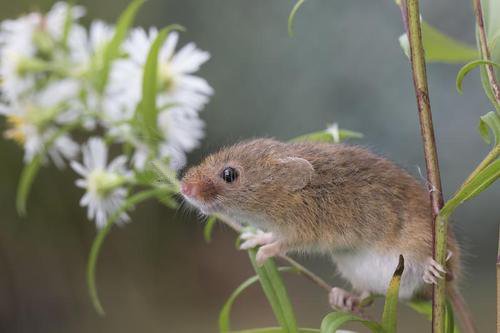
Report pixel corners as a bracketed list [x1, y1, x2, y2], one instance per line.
[329, 287, 370, 313]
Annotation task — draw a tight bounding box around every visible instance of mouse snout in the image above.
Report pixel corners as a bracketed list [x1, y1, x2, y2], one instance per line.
[180, 181, 200, 198]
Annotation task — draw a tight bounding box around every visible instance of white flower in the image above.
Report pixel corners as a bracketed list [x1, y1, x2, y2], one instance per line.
[0, 79, 81, 167]
[104, 29, 213, 126]
[0, 2, 87, 101]
[0, 13, 39, 100]
[71, 138, 131, 229]
[326, 123, 340, 143]
[44, 2, 85, 41]
[130, 106, 205, 171]
[100, 28, 211, 171]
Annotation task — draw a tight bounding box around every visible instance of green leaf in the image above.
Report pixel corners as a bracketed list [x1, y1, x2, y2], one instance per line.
[456, 60, 500, 94]
[248, 250, 298, 333]
[204, 216, 217, 243]
[381, 255, 404, 333]
[150, 160, 181, 191]
[233, 328, 320, 333]
[478, 111, 500, 145]
[441, 158, 500, 217]
[445, 299, 455, 333]
[61, 3, 74, 49]
[400, 21, 478, 63]
[136, 24, 184, 149]
[407, 299, 459, 333]
[288, 0, 307, 37]
[87, 188, 167, 316]
[291, 128, 363, 143]
[16, 154, 43, 216]
[95, 0, 145, 93]
[320, 312, 384, 333]
[219, 267, 294, 333]
[407, 299, 432, 320]
[16, 122, 79, 216]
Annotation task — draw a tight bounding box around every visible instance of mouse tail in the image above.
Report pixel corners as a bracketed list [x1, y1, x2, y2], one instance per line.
[447, 287, 478, 333]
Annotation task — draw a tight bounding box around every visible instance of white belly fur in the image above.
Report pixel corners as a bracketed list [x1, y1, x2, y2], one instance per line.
[332, 249, 425, 299]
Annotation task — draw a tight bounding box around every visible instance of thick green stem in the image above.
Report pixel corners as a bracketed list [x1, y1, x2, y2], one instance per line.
[403, 0, 446, 332]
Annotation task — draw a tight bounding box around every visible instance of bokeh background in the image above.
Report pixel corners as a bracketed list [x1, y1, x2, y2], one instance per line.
[0, 0, 498, 332]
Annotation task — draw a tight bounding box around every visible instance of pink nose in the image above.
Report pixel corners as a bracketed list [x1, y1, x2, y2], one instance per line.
[180, 182, 199, 197]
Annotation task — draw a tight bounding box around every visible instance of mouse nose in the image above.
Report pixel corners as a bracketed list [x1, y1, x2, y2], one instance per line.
[180, 181, 199, 198]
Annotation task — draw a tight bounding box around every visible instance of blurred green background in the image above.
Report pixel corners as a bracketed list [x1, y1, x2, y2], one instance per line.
[0, 0, 498, 332]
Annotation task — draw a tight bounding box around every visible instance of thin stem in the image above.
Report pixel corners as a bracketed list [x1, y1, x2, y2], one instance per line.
[402, 1, 446, 332]
[214, 214, 332, 292]
[472, 0, 500, 106]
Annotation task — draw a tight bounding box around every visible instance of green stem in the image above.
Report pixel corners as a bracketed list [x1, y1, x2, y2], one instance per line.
[472, 0, 500, 106]
[403, 0, 446, 332]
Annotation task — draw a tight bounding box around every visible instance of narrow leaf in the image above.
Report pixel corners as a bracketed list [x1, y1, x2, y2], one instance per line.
[203, 216, 217, 243]
[445, 299, 456, 333]
[219, 267, 294, 333]
[136, 24, 184, 148]
[320, 312, 384, 333]
[248, 250, 298, 333]
[87, 188, 167, 316]
[288, 0, 307, 37]
[441, 158, 500, 216]
[16, 154, 43, 216]
[407, 299, 432, 320]
[400, 21, 478, 63]
[15, 123, 78, 215]
[96, 0, 145, 92]
[408, 300, 459, 333]
[478, 111, 500, 145]
[456, 60, 500, 94]
[233, 328, 320, 333]
[381, 255, 405, 333]
[150, 160, 181, 191]
[291, 128, 363, 143]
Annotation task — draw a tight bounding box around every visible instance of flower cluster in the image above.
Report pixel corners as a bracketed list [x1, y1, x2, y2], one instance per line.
[0, 2, 212, 228]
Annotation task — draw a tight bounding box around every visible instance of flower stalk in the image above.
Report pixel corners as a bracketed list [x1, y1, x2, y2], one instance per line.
[401, 0, 447, 332]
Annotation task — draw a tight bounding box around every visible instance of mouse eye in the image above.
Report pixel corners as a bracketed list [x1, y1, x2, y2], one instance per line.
[221, 167, 238, 183]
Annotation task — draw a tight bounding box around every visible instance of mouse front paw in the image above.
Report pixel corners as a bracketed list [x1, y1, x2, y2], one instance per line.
[255, 241, 283, 266]
[239, 229, 276, 250]
[239, 229, 285, 266]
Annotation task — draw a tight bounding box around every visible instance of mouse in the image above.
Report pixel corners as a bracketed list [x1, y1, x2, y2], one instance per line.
[180, 138, 475, 332]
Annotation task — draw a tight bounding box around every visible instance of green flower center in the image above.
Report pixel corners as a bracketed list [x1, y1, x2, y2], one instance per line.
[158, 62, 175, 92]
[88, 169, 125, 197]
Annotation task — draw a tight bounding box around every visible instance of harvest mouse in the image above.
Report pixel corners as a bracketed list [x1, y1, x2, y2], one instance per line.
[180, 139, 475, 332]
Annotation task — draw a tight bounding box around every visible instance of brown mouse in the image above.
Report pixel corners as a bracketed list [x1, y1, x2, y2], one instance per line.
[180, 138, 475, 332]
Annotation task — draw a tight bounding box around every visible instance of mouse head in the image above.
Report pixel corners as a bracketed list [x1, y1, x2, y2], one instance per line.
[180, 139, 314, 217]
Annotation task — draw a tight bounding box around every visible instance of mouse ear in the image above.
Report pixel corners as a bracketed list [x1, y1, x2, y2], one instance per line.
[274, 157, 314, 190]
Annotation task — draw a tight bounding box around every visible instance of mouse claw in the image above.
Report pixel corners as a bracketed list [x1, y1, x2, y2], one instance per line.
[329, 287, 363, 313]
[255, 241, 283, 266]
[423, 257, 446, 285]
[239, 230, 275, 250]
